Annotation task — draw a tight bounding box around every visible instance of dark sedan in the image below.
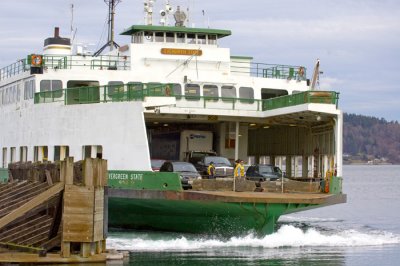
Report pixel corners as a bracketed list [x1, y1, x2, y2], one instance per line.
[246, 164, 283, 182]
[159, 161, 201, 189]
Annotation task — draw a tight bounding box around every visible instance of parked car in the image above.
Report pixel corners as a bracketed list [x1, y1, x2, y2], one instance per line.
[151, 159, 166, 171]
[246, 164, 283, 181]
[159, 161, 201, 189]
[194, 156, 234, 178]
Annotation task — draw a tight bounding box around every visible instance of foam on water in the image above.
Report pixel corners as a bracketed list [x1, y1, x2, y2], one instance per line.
[107, 225, 400, 251]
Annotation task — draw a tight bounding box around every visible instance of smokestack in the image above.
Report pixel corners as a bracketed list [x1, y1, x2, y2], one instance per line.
[54, 27, 60, 38]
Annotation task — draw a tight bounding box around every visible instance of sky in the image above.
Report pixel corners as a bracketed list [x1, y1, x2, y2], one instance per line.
[0, 0, 399, 121]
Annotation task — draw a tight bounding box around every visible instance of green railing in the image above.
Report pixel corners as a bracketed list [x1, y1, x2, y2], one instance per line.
[231, 61, 307, 81]
[262, 91, 339, 111]
[34, 83, 173, 105]
[42, 55, 130, 70]
[34, 83, 339, 112]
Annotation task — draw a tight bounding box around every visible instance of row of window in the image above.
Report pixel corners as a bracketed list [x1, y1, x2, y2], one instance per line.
[133, 32, 218, 45]
[1, 145, 103, 168]
[0, 79, 35, 106]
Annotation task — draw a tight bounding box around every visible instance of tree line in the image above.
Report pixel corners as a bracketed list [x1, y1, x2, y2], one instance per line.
[343, 113, 400, 163]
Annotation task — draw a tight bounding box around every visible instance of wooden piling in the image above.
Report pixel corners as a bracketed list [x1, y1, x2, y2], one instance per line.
[0, 158, 110, 264]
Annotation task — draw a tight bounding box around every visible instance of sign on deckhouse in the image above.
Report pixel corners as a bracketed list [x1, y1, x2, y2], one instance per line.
[161, 48, 202, 56]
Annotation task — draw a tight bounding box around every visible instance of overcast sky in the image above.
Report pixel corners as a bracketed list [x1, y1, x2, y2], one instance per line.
[1, 0, 399, 121]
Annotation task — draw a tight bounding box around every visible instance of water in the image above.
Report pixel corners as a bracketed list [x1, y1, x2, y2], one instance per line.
[78, 165, 400, 265]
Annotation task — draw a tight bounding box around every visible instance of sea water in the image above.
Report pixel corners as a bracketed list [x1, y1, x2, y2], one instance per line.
[105, 165, 400, 265]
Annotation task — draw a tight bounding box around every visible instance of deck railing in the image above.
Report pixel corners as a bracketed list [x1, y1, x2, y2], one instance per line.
[1, 56, 305, 81]
[0, 55, 130, 80]
[231, 61, 307, 81]
[34, 83, 339, 111]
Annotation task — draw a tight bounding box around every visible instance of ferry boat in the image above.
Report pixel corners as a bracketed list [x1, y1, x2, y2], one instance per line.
[0, 1, 346, 235]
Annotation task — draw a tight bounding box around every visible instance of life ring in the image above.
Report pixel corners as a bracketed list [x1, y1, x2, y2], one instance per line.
[31, 55, 43, 66]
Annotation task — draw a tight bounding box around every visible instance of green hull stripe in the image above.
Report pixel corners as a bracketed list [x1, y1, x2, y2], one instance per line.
[108, 170, 183, 191]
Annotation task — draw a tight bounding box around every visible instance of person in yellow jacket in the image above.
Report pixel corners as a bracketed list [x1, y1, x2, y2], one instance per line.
[234, 159, 245, 178]
[207, 161, 216, 179]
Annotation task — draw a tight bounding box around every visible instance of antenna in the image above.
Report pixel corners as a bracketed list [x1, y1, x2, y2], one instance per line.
[160, 0, 173, 26]
[94, 0, 121, 56]
[144, 0, 156, 25]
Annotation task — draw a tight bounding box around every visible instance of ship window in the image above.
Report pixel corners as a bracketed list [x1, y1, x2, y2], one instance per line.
[208, 35, 217, 45]
[203, 84, 218, 100]
[261, 88, 288, 99]
[133, 33, 143, 43]
[2, 148, 6, 168]
[66, 80, 100, 104]
[147, 83, 163, 96]
[177, 33, 185, 43]
[54, 146, 69, 161]
[34, 146, 48, 162]
[24, 80, 35, 100]
[82, 145, 103, 159]
[239, 87, 254, 103]
[155, 32, 164, 42]
[197, 34, 206, 44]
[184, 84, 200, 100]
[108, 81, 124, 101]
[127, 82, 144, 99]
[166, 32, 174, 43]
[221, 85, 236, 101]
[20, 146, 28, 162]
[171, 83, 182, 99]
[144, 31, 153, 42]
[187, 34, 195, 44]
[10, 147, 16, 163]
[40, 80, 63, 98]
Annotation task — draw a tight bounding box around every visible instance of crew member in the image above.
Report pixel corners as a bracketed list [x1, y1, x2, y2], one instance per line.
[207, 161, 216, 179]
[234, 159, 245, 178]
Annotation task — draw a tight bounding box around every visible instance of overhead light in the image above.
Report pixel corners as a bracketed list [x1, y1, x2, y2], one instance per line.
[289, 124, 296, 127]
[249, 123, 256, 126]
[263, 125, 270, 129]
[163, 123, 168, 127]
[153, 121, 159, 124]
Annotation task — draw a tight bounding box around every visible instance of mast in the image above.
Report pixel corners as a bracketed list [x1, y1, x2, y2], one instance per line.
[94, 0, 121, 56]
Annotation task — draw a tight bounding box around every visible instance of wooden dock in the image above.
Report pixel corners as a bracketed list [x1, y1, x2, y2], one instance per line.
[0, 158, 110, 264]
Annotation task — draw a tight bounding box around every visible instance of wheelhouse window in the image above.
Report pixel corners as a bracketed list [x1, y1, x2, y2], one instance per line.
[166, 32, 174, 42]
[208, 35, 217, 45]
[187, 33, 195, 44]
[185, 84, 200, 100]
[203, 84, 218, 100]
[144, 32, 153, 42]
[221, 85, 236, 101]
[177, 33, 185, 43]
[197, 34, 206, 44]
[239, 87, 254, 103]
[155, 32, 164, 42]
